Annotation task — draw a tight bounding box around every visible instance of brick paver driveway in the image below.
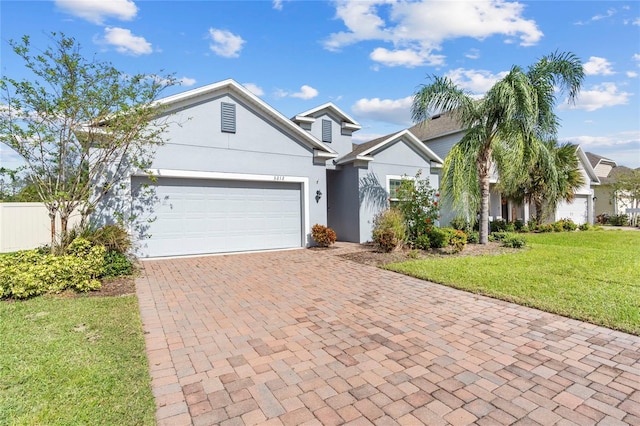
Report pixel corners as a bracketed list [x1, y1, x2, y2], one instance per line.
[136, 247, 640, 425]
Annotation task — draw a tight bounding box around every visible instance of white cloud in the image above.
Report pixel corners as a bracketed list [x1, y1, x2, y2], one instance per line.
[291, 85, 318, 100]
[591, 8, 616, 22]
[633, 18, 640, 26]
[445, 68, 508, 94]
[274, 85, 319, 100]
[561, 83, 630, 112]
[208, 28, 245, 58]
[583, 56, 615, 75]
[634, 53, 640, 64]
[179, 77, 196, 87]
[351, 96, 414, 126]
[465, 49, 480, 60]
[100, 27, 152, 55]
[325, 0, 542, 68]
[627, 71, 638, 78]
[273, 0, 283, 11]
[242, 83, 264, 96]
[575, 8, 616, 25]
[370, 47, 444, 67]
[54, 0, 137, 24]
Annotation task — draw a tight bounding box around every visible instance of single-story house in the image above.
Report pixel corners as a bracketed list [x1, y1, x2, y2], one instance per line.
[405, 112, 600, 226]
[95, 79, 442, 257]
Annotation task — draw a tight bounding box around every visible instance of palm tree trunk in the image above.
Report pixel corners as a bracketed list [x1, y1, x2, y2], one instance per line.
[535, 199, 544, 224]
[477, 149, 492, 244]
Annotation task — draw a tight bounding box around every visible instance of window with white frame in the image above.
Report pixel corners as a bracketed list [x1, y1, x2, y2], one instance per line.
[387, 175, 414, 207]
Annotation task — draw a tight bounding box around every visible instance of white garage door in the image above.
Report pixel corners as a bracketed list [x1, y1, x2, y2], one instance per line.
[556, 195, 588, 225]
[132, 177, 303, 257]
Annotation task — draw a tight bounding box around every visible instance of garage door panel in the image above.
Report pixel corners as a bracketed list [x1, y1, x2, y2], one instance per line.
[132, 177, 303, 257]
[556, 196, 588, 225]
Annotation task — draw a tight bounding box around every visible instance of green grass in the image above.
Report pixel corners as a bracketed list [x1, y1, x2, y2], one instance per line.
[386, 230, 640, 335]
[0, 295, 155, 425]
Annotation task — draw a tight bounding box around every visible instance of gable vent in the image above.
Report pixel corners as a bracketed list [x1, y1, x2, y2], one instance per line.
[221, 102, 236, 133]
[322, 119, 332, 143]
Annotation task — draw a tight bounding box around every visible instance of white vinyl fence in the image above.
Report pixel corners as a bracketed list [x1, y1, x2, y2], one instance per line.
[0, 203, 81, 253]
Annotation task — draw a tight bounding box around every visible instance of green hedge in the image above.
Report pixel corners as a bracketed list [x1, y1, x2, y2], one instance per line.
[0, 238, 105, 299]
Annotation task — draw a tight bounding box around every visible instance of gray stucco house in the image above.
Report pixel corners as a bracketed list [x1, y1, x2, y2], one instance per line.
[406, 112, 600, 226]
[100, 79, 443, 257]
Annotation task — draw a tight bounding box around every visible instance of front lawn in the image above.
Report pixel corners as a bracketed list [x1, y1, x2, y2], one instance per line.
[0, 295, 155, 425]
[386, 230, 640, 335]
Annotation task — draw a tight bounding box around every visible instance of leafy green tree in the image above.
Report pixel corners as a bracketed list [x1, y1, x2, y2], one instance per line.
[501, 141, 585, 223]
[0, 33, 176, 248]
[612, 168, 640, 225]
[412, 52, 584, 244]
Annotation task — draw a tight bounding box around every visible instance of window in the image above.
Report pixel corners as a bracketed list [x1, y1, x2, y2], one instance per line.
[322, 119, 332, 143]
[389, 179, 403, 204]
[221, 102, 236, 133]
[387, 176, 414, 207]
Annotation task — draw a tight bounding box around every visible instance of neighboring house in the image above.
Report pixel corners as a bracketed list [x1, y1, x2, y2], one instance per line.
[95, 79, 442, 257]
[587, 152, 635, 218]
[405, 112, 600, 226]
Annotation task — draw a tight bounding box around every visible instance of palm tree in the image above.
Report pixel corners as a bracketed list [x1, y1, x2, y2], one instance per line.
[500, 141, 585, 224]
[412, 52, 584, 244]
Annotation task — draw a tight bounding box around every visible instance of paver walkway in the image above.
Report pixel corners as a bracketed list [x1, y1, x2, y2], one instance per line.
[136, 247, 640, 425]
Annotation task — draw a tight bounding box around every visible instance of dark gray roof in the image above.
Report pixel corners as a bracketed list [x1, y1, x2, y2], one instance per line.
[408, 112, 463, 141]
[348, 111, 463, 159]
[585, 151, 617, 169]
[348, 133, 395, 158]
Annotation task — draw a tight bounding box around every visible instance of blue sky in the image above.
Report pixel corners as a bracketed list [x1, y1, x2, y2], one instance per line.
[1, 0, 639, 170]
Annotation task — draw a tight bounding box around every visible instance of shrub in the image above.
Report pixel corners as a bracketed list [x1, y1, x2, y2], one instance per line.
[552, 221, 564, 232]
[514, 220, 526, 232]
[373, 229, 398, 253]
[490, 219, 508, 233]
[535, 223, 554, 233]
[311, 224, 337, 247]
[0, 239, 105, 299]
[428, 227, 457, 249]
[579, 223, 591, 231]
[562, 219, 578, 231]
[413, 233, 431, 250]
[103, 251, 134, 277]
[489, 231, 511, 242]
[501, 235, 527, 248]
[450, 230, 467, 253]
[527, 219, 538, 232]
[395, 171, 439, 244]
[467, 231, 479, 244]
[372, 208, 406, 252]
[88, 224, 132, 254]
[608, 214, 629, 226]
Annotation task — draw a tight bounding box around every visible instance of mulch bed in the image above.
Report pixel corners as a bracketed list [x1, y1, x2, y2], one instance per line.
[331, 241, 519, 267]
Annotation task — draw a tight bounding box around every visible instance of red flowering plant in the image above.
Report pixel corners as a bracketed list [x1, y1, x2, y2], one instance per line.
[395, 170, 440, 246]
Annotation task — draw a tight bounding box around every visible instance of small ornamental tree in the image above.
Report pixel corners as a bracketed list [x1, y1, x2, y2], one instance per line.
[612, 169, 640, 226]
[0, 33, 176, 250]
[395, 170, 440, 244]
